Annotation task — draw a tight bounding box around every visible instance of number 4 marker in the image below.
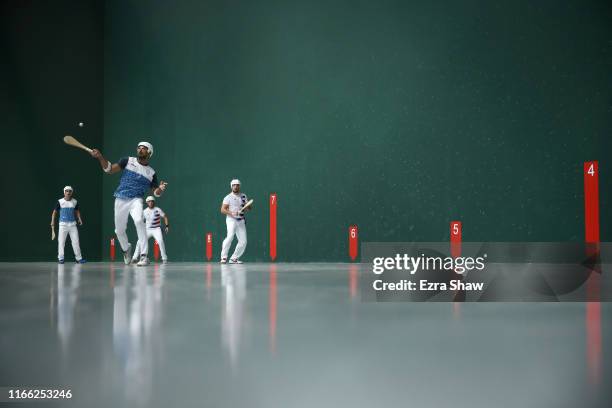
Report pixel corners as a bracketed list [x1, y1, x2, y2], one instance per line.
[584, 161, 599, 243]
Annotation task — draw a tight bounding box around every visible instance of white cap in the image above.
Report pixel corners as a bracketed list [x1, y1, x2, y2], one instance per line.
[64, 186, 73, 192]
[230, 179, 241, 187]
[137, 141, 154, 158]
[145, 196, 155, 202]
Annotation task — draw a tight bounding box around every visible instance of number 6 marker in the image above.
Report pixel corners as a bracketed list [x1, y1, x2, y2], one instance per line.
[349, 225, 358, 261]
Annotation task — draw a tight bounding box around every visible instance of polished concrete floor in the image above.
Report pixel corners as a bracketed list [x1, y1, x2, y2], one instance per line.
[0, 262, 609, 408]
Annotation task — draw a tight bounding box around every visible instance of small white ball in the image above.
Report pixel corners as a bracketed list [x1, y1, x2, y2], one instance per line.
[78, 122, 84, 127]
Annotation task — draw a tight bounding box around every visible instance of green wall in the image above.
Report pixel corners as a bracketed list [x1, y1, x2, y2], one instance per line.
[4, 1, 609, 262]
[103, 0, 611, 261]
[0, 0, 105, 261]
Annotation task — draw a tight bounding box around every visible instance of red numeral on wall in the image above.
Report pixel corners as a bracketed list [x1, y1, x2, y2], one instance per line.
[110, 238, 116, 261]
[450, 221, 462, 258]
[584, 161, 600, 243]
[349, 225, 358, 261]
[206, 232, 212, 261]
[270, 194, 277, 261]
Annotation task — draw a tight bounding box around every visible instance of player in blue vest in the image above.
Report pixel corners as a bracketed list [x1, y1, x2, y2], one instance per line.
[90, 142, 168, 266]
[50, 186, 86, 264]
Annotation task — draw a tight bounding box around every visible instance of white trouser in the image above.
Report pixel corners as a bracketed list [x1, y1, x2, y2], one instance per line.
[114, 197, 147, 256]
[133, 227, 167, 261]
[221, 217, 247, 260]
[58, 224, 82, 261]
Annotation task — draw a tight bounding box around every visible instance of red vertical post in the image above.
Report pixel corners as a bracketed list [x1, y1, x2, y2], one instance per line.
[584, 161, 600, 243]
[206, 232, 213, 261]
[450, 221, 462, 258]
[153, 240, 160, 261]
[584, 161, 602, 384]
[584, 161, 601, 299]
[450, 221, 464, 304]
[270, 194, 277, 261]
[349, 225, 358, 261]
[110, 238, 116, 261]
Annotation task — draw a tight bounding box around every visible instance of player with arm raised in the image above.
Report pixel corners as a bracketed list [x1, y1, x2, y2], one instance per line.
[89, 142, 168, 266]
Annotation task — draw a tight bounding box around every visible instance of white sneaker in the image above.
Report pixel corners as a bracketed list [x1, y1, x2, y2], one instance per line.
[123, 243, 132, 265]
[136, 255, 150, 266]
[220, 258, 227, 264]
[162, 260, 168, 264]
[229, 258, 243, 264]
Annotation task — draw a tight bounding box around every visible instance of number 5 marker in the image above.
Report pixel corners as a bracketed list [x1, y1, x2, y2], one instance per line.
[450, 221, 462, 258]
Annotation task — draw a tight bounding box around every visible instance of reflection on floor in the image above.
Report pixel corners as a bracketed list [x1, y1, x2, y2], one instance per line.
[0, 262, 609, 408]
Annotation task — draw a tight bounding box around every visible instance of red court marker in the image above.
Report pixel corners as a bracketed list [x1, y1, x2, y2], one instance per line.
[110, 238, 116, 261]
[349, 225, 358, 261]
[206, 232, 213, 261]
[584, 162, 601, 302]
[450, 221, 462, 258]
[450, 221, 464, 303]
[584, 161, 602, 384]
[154, 240, 160, 261]
[270, 194, 277, 261]
[584, 161, 599, 243]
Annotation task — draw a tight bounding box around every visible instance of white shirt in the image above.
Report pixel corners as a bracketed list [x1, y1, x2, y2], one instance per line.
[143, 206, 165, 228]
[223, 192, 248, 221]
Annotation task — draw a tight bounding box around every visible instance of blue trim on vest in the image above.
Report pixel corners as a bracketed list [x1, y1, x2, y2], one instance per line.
[59, 207, 76, 222]
[114, 169, 152, 199]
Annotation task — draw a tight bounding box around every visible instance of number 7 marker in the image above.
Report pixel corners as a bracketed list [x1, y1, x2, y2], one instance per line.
[206, 232, 213, 261]
[270, 194, 277, 261]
